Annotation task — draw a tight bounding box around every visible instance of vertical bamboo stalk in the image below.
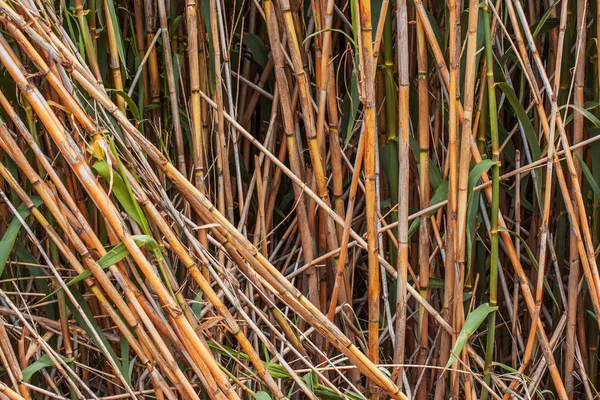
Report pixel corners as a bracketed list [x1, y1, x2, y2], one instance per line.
[566, 1, 587, 397]
[209, 0, 235, 223]
[435, 1, 458, 397]
[393, 0, 409, 389]
[415, 0, 431, 397]
[157, 0, 186, 175]
[103, 0, 125, 113]
[357, 0, 381, 395]
[186, 0, 209, 265]
[262, 0, 318, 308]
[481, 5, 499, 398]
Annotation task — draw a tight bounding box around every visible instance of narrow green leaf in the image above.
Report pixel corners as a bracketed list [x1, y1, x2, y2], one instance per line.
[447, 303, 497, 368]
[93, 160, 147, 230]
[575, 152, 600, 200]
[497, 226, 560, 309]
[563, 104, 600, 128]
[253, 392, 272, 400]
[496, 82, 542, 198]
[65, 287, 125, 376]
[39, 235, 157, 302]
[108, 90, 140, 121]
[240, 34, 269, 70]
[0, 197, 43, 276]
[429, 180, 449, 211]
[22, 354, 74, 382]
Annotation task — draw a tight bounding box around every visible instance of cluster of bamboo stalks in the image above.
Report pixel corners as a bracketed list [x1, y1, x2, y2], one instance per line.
[0, 0, 599, 399]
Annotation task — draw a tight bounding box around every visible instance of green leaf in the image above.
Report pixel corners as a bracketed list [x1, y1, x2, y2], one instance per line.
[108, 90, 140, 121]
[302, 372, 317, 393]
[65, 287, 125, 376]
[408, 218, 420, 240]
[532, 1, 560, 39]
[253, 392, 272, 400]
[468, 160, 496, 190]
[497, 226, 560, 309]
[496, 82, 542, 198]
[169, 15, 185, 36]
[342, 72, 360, 142]
[22, 354, 74, 382]
[93, 160, 147, 230]
[265, 362, 290, 379]
[241, 33, 269, 70]
[575, 152, 600, 200]
[39, 235, 157, 302]
[429, 180, 449, 211]
[466, 160, 495, 269]
[447, 303, 497, 368]
[564, 104, 600, 128]
[492, 361, 518, 374]
[0, 197, 43, 276]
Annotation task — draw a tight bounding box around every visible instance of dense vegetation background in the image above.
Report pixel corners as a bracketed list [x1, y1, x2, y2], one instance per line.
[0, 0, 597, 399]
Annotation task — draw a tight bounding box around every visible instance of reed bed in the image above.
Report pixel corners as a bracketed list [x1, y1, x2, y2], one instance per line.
[0, 0, 598, 399]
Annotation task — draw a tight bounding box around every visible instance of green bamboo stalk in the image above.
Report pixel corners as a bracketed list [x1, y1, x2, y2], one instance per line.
[481, 5, 499, 398]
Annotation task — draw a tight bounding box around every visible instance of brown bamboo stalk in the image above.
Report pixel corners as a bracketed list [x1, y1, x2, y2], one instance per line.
[436, 0, 459, 397]
[103, 0, 126, 113]
[566, 0, 587, 397]
[392, 0, 410, 389]
[356, 0, 381, 394]
[415, 0, 431, 397]
[0, 319, 29, 399]
[0, 98, 196, 400]
[157, 0, 186, 175]
[262, 0, 319, 309]
[0, 40, 240, 400]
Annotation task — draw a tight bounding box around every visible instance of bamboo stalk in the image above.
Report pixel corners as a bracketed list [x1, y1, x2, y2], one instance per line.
[392, 0, 409, 390]
[481, 5, 500, 398]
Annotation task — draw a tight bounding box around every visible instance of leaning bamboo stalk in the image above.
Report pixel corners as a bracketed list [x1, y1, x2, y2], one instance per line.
[0, 41, 240, 400]
[507, 0, 600, 312]
[0, 100, 198, 400]
[61, 44, 408, 397]
[0, 319, 29, 399]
